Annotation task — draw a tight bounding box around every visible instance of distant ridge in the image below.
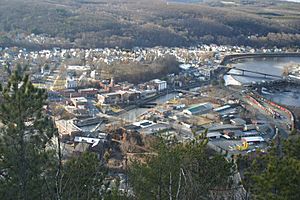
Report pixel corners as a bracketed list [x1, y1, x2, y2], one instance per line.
[0, 0, 300, 49]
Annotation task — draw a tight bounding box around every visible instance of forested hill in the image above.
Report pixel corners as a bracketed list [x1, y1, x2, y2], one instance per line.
[0, 0, 300, 49]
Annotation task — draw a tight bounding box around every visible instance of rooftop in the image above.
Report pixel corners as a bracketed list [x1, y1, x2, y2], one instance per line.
[133, 120, 156, 128]
[242, 136, 264, 143]
[71, 97, 88, 103]
[184, 103, 213, 115]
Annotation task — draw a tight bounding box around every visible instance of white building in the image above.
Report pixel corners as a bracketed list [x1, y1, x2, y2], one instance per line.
[71, 97, 88, 109]
[242, 136, 265, 144]
[151, 79, 167, 91]
[65, 76, 78, 89]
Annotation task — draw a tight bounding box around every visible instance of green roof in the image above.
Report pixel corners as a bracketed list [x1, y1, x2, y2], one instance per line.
[187, 103, 213, 114]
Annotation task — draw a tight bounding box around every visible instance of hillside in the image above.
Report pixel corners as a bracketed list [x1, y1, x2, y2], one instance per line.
[0, 0, 300, 49]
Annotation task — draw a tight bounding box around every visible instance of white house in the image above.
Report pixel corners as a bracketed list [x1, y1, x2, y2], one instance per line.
[65, 76, 78, 89]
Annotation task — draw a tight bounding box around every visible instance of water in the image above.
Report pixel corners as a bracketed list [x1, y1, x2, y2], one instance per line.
[224, 56, 300, 107]
[119, 92, 178, 121]
[226, 57, 300, 85]
[154, 92, 179, 104]
[263, 88, 300, 107]
[284, 0, 300, 2]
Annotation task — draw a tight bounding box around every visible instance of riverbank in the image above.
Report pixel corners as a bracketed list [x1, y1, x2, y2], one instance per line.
[224, 56, 300, 86]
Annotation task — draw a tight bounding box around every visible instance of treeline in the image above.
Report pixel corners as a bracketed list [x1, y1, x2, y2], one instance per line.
[128, 134, 236, 200]
[0, 0, 300, 49]
[99, 55, 180, 84]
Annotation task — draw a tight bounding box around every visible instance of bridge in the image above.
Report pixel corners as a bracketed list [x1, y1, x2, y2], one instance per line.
[227, 67, 282, 79]
[176, 89, 200, 95]
[221, 52, 300, 65]
[220, 52, 300, 80]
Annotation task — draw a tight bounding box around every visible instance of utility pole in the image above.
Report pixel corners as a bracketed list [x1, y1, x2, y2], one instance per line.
[275, 126, 283, 158]
[125, 152, 128, 195]
[56, 132, 62, 200]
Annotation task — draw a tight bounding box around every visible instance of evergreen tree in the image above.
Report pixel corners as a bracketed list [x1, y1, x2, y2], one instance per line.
[0, 70, 56, 200]
[242, 136, 300, 200]
[129, 134, 234, 200]
[59, 152, 108, 200]
[103, 187, 131, 200]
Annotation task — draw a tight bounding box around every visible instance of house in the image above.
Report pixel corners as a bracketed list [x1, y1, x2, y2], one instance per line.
[65, 76, 77, 89]
[183, 103, 213, 115]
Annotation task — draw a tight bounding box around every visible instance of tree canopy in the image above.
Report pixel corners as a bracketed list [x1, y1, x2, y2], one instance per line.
[0, 70, 56, 200]
[240, 135, 300, 200]
[0, 70, 111, 200]
[129, 135, 235, 200]
[59, 152, 108, 200]
[1, 0, 300, 49]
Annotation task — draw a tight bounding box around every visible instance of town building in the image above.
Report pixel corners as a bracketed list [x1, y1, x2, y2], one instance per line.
[97, 90, 141, 105]
[71, 97, 88, 109]
[183, 103, 213, 115]
[78, 88, 98, 98]
[242, 136, 265, 144]
[65, 76, 77, 89]
[98, 92, 121, 105]
[55, 119, 82, 139]
[150, 79, 167, 91]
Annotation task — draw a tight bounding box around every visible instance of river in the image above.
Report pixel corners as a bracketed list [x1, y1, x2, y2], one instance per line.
[284, 0, 300, 2]
[224, 56, 300, 107]
[263, 87, 300, 107]
[224, 57, 300, 85]
[119, 92, 178, 121]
